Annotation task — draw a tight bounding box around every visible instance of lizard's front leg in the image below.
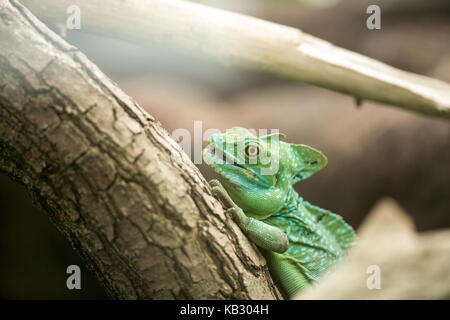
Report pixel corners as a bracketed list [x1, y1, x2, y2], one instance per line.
[210, 179, 289, 253]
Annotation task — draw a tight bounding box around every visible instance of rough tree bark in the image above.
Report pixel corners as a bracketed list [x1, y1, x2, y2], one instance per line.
[0, 0, 282, 299]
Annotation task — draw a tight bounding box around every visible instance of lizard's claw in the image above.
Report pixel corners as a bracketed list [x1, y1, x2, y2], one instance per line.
[226, 207, 249, 227]
[210, 180, 237, 209]
[209, 179, 221, 188]
[211, 185, 226, 202]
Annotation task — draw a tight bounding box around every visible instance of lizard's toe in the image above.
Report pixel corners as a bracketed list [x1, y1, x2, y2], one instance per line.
[211, 185, 221, 196]
[209, 179, 221, 187]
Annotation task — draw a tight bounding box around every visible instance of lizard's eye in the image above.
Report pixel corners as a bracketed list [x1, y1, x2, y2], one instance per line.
[245, 144, 260, 157]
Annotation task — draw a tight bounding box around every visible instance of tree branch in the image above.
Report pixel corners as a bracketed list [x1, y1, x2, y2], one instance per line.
[0, 0, 282, 299]
[21, 0, 450, 119]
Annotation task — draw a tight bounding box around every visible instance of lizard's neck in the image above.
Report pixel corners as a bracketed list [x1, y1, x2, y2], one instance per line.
[279, 186, 302, 214]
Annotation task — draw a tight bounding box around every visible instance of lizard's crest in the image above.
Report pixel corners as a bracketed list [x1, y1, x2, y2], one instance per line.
[289, 144, 328, 183]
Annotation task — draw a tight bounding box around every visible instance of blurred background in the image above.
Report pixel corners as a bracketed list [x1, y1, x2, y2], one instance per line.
[1, 0, 449, 299]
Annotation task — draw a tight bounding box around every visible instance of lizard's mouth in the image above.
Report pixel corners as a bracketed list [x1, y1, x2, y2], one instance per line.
[206, 144, 252, 171]
[204, 144, 274, 187]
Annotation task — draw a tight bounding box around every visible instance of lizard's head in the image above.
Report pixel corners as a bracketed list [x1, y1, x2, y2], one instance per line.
[203, 127, 327, 218]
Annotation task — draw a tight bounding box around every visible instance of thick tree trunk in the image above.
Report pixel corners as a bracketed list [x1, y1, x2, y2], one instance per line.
[0, 0, 282, 299]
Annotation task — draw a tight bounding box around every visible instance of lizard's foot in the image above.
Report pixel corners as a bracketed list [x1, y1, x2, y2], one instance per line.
[226, 207, 249, 228]
[210, 180, 236, 209]
[209, 179, 221, 188]
[210, 180, 249, 227]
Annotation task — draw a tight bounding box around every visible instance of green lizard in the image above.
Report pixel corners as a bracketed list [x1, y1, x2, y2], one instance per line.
[203, 127, 356, 298]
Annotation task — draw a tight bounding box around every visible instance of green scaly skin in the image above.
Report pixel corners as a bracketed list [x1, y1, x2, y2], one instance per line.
[203, 127, 357, 298]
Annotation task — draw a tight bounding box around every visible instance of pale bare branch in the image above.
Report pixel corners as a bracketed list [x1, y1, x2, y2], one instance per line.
[21, 0, 450, 119]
